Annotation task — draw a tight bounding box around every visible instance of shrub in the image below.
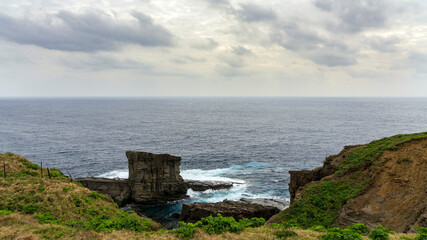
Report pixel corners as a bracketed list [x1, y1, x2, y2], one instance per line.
[22, 161, 39, 170]
[37, 212, 60, 224]
[0, 210, 13, 215]
[20, 169, 38, 176]
[321, 227, 362, 240]
[369, 225, 391, 240]
[348, 223, 370, 235]
[275, 229, 298, 239]
[415, 227, 427, 240]
[311, 225, 327, 232]
[172, 222, 197, 240]
[22, 203, 39, 214]
[63, 186, 71, 192]
[197, 214, 244, 234]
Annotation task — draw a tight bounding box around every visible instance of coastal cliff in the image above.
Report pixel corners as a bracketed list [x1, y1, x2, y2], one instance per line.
[270, 132, 427, 233]
[77, 151, 188, 206]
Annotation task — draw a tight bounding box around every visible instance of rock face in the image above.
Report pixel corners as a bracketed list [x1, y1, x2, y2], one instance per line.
[76, 151, 188, 206]
[180, 200, 281, 223]
[281, 135, 427, 233]
[336, 139, 427, 232]
[185, 180, 233, 191]
[127, 151, 188, 204]
[77, 178, 131, 206]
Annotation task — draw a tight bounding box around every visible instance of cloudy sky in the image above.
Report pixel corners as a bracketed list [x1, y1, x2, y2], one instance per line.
[0, 0, 426, 97]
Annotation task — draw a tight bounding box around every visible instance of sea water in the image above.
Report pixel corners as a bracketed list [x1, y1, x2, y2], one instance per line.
[1, 97, 426, 222]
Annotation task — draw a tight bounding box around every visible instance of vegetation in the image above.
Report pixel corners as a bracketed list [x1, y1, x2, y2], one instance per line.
[271, 132, 427, 229]
[0, 152, 159, 238]
[172, 214, 266, 239]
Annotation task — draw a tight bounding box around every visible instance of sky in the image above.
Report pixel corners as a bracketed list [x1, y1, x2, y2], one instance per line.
[0, 0, 426, 97]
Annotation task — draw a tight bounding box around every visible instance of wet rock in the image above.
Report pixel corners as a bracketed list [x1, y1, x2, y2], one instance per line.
[179, 200, 280, 222]
[239, 198, 289, 211]
[185, 180, 233, 191]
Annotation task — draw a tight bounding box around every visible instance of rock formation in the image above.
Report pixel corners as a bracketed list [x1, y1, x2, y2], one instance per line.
[179, 200, 281, 222]
[77, 151, 188, 206]
[272, 133, 427, 233]
[127, 151, 188, 204]
[185, 180, 233, 191]
[77, 177, 131, 206]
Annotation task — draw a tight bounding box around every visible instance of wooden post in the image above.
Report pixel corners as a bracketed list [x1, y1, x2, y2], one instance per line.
[40, 162, 43, 178]
[67, 171, 73, 182]
[47, 168, 51, 179]
[3, 163, 5, 179]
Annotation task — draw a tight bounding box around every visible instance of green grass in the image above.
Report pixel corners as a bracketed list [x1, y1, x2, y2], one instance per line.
[272, 132, 427, 229]
[0, 152, 158, 235]
[336, 132, 427, 174]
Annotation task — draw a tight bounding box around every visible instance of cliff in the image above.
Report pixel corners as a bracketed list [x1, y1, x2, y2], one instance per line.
[270, 132, 427, 233]
[77, 151, 188, 206]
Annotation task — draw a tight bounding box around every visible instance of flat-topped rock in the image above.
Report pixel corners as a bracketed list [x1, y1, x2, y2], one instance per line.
[127, 151, 188, 204]
[239, 198, 289, 211]
[185, 180, 234, 191]
[77, 151, 188, 206]
[179, 200, 280, 223]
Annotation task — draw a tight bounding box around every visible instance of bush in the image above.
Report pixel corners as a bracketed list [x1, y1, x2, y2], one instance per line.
[86, 210, 151, 232]
[348, 223, 370, 235]
[172, 222, 197, 240]
[415, 227, 427, 240]
[0, 210, 13, 215]
[311, 225, 327, 232]
[275, 229, 298, 239]
[369, 225, 391, 240]
[22, 203, 39, 214]
[321, 227, 362, 240]
[22, 161, 39, 170]
[37, 212, 60, 224]
[197, 214, 244, 234]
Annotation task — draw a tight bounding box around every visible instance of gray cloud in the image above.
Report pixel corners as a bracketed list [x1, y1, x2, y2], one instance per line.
[170, 55, 206, 64]
[367, 35, 401, 52]
[0, 10, 173, 52]
[191, 38, 219, 51]
[219, 54, 245, 68]
[314, 0, 387, 33]
[236, 3, 277, 22]
[232, 46, 254, 56]
[309, 52, 357, 67]
[61, 55, 153, 71]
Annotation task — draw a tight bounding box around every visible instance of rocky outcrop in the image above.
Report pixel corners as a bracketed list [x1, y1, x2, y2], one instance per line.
[76, 151, 188, 206]
[77, 177, 131, 206]
[288, 145, 359, 204]
[336, 139, 427, 232]
[179, 200, 281, 222]
[185, 180, 233, 191]
[275, 134, 427, 233]
[127, 151, 188, 204]
[239, 198, 289, 211]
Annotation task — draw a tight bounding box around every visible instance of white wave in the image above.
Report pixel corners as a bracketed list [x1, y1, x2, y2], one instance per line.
[97, 169, 128, 179]
[181, 168, 244, 183]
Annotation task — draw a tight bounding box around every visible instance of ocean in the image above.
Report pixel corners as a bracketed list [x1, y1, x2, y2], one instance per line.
[1, 97, 426, 221]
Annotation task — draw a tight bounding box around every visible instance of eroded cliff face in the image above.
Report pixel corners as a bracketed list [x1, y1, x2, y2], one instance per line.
[336, 139, 427, 232]
[77, 151, 188, 206]
[126, 151, 188, 204]
[284, 136, 427, 232]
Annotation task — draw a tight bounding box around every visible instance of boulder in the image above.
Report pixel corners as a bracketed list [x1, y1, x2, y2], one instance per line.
[239, 198, 289, 211]
[179, 200, 280, 222]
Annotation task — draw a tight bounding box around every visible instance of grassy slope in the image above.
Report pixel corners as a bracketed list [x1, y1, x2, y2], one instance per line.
[269, 132, 427, 228]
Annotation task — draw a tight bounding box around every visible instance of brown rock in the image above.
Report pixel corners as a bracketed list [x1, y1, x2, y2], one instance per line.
[126, 151, 188, 204]
[76, 177, 131, 206]
[179, 200, 280, 223]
